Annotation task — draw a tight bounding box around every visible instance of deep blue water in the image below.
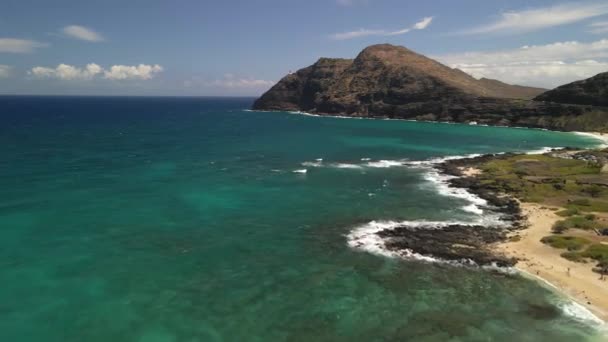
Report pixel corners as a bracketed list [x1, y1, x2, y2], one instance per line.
[0, 96, 605, 341]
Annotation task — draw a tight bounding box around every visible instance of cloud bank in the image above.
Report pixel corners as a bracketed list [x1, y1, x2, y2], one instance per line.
[207, 74, 275, 88]
[0, 65, 11, 78]
[461, 2, 608, 35]
[437, 39, 608, 88]
[62, 25, 104, 42]
[0, 38, 47, 53]
[29, 63, 163, 80]
[330, 16, 433, 40]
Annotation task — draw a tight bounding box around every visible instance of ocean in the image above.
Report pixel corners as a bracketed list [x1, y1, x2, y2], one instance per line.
[1, 96, 606, 341]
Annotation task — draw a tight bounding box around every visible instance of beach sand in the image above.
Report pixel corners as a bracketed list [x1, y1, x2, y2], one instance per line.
[459, 166, 482, 177]
[495, 203, 608, 322]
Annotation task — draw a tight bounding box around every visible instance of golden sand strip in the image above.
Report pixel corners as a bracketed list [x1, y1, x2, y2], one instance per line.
[495, 203, 608, 322]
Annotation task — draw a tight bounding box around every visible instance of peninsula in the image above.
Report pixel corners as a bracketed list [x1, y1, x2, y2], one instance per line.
[253, 44, 608, 132]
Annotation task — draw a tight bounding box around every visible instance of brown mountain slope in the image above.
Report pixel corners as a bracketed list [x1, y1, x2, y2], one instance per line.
[254, 44, 542, 112]
[535, 72, 608, 106]
[253, 44, 608, 132]
[478, 78, 546, 101]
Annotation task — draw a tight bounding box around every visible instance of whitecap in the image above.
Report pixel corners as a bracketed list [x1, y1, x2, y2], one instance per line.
[302, 160, 323, 167]
[292, 169, 307, 174]
[560, 301, 605, 326]
[331, 163, 364, 169]
[346, 219, 506, 265]
[366, 160, 408, 168]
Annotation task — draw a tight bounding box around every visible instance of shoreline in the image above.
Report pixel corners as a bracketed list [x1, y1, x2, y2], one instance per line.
[250, 109, 608, 141]
[266, 109, 608, 326]
[495, 203, 608, 323]
[440, 153, 608, 327]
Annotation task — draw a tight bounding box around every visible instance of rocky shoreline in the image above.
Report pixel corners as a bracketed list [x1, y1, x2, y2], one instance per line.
[373, 153, 528, 267]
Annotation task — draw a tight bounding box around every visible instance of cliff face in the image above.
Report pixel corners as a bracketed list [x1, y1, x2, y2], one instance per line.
[535, 72, 608, 107]
[253, 44, 608, 131]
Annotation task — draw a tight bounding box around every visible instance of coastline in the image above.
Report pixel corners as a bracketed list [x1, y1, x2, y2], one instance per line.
[495, 203, 608, 323]
[267, 108, 608, 326]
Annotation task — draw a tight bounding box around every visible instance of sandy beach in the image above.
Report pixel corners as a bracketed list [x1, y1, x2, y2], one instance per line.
[495, 203, 608, 322]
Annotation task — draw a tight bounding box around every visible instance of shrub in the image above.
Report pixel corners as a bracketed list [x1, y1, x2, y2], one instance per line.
[582, 244, 608, 264]
[541, 235, 590, 251]
[552, 221, 571, 234]
[582, 185, 603, 198]
[556, 208, 579, 217]
[561, 251, 586, 263]
[552, 215, 600, 232]
[571, 199, 591, 206]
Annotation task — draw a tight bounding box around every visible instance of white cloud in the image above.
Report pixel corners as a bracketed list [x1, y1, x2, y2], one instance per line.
[104, 64, 163, 80]
[589, 21, 608, 34]
[208, 74, 275, 88]
[413, 17, 433, 30]
[0, 38, 47, 53]
[29, 63, 163, 81]
[30, 63, 102, 80]
[329, 16, 433, 40]
[0, 65, 11, 78]
[461, 2, 608, 35]
[62, 25, 104, 42]
[437, 39, 608, 88]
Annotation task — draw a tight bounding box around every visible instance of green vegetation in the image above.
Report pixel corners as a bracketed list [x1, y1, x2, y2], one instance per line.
[476, 151, 608, 272]
[560, 251, 587, 263]
[542, 235, 608, 269]
[540, 235, 590, 251]
[476, 152, 608, 214]
[552, 215, 601, 233]
[581, 244, 608, 266]
[556, 208, 579, 217]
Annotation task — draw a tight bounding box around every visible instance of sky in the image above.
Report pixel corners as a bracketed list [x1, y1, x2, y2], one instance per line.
[1, 0, 608, 96]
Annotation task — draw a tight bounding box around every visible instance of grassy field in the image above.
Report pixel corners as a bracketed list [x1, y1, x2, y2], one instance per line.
[475, 151, 608, 271]
[478, 153, 608, 210]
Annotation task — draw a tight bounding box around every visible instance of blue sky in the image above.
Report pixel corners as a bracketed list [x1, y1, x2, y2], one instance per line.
[1, 0, 607, 95]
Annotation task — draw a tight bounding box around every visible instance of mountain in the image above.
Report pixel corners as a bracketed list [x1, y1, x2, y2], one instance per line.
[254, 44, 544, 112]
[534, 72, 608, 107]
[253, 44, 608, 132]
[477, 78, 546, 101]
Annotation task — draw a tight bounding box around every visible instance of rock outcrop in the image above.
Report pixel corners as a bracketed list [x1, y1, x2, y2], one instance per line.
[535, 72, 608, 107]
[253, 44, 608, 132]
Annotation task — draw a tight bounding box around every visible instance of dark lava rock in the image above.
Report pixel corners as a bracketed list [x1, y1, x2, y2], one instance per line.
[535, 71, 608, 107]
[378, 224, 516, 267]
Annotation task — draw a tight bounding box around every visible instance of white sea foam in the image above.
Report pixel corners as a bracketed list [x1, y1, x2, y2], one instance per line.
[419, 167, 488, 216]
[302, 160, 323, 167]
[574, 132, 608, 148]
[346, 219, 511, 266]
[346, 220, 461, 260]
[292, 169, 307, 174]
[333, 163, 364, 169]
[560, 301, 605, 326]
[524, 146, 557, 155]
[366, 160, 408, 168]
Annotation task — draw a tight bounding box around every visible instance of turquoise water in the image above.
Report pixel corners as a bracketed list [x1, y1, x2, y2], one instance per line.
[0, 96, 605, 341]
